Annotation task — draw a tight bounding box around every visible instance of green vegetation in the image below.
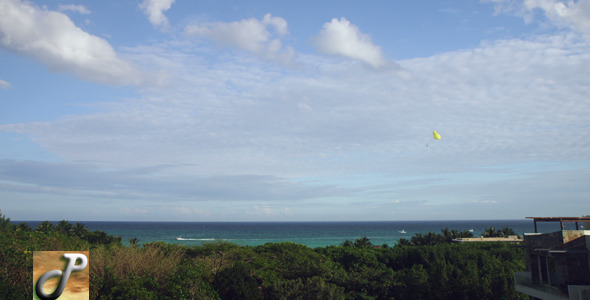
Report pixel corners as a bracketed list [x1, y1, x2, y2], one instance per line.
[0, 211, 527, 299]
[397, 227, 475, 246]
[481, 226, 519, 238]
[0, 210, 121, 299]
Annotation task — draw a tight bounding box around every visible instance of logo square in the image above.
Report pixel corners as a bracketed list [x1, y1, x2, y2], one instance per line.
[33, 251, 89, 300]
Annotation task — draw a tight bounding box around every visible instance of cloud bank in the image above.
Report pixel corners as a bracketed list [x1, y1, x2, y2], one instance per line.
[1, 1, 589, 220]
[3, 34, 588, 174]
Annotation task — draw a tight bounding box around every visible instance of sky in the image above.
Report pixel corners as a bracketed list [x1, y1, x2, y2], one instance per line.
[1, 0, 589, 222]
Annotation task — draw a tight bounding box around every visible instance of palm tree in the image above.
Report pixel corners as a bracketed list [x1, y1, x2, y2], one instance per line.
[354, 236, 373, 248]
[397, 238, 411, 246]
[72, 222, 88, 237]
[0, 209, 13, 231]
[56, 220, 73, 235]
[440, 228, 473, 242]
[481, 227, 502, 237]
[35, 221, 54, 233]
[457, 230, 474, 238]
[16, 222, 32, 232]
[128, 237, 140, 247]
[500, 227, 518, 238]
[341, 240, 353, 247]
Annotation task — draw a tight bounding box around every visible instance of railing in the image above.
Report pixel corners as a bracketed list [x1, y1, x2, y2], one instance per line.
[513, 272, 568, 300]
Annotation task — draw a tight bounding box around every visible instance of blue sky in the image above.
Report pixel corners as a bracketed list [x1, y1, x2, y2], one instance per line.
[1, 0, 589, 221]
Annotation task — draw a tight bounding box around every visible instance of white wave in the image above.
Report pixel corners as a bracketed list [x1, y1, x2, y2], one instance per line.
[176, 237, 215, 241]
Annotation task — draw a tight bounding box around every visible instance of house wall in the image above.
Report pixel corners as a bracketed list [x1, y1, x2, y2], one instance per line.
[562, 230, 588, 244]
[523, 231, 590, 291]
[524, 232, 563, 249]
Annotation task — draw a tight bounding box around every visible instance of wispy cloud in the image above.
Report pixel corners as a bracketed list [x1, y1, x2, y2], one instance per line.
[247, 203, 293, 218]
[0, 159, 348, 202]
[0, 0, 144, 85]
[487, 0, 590, 38]
[57, 4, 91, 15]
[185, 13, 294, 63]
[0, 78, 10, 89]
[524, 0, 590, 36]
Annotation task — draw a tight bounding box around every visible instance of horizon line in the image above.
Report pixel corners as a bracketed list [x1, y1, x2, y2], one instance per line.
[11, 218, 533, 223]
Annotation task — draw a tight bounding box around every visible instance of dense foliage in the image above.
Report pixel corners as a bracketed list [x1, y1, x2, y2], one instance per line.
[0, 211, 527, 299]
[397, 227, 475, 246]
[0, 211, 121, 299]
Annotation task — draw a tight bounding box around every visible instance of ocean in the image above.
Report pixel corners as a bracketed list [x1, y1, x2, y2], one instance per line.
[15, 219, 574, 248]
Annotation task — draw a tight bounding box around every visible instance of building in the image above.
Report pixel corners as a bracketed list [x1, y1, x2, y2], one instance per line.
[452, 236, 523, 243]
[514, 217, 590, 300]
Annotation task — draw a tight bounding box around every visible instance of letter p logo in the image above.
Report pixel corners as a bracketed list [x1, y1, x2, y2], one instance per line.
[34, 251, 89, 300]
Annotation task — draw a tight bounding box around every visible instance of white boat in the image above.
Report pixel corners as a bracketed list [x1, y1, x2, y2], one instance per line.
[398, 229, 406, 234]
[176, 237, 183, 240]
[468, 229, 474, 232]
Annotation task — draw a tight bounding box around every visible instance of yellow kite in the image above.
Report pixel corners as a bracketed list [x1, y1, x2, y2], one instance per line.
[433, 131, 441, 140]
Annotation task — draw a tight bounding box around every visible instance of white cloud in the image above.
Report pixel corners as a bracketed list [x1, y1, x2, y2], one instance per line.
[312, 17, 391, 69]
[58, 4, 91, 15]
[139, 0, 175, 30]
[0, 0, 144, 85]
[0, 78, 10, 89]
[185, 13, 294, 63]
[524, 0, 590, 36]
[262, 13, 289, 35]
[486, 0, 590, 38]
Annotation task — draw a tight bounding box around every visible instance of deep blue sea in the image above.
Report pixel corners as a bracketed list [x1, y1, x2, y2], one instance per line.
[15, 219, 571, 248]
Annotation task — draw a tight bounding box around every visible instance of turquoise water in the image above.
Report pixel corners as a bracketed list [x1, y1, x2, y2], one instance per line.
[18, 219, 568, 248]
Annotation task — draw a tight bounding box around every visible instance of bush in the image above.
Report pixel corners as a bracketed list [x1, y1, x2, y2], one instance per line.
[167, 262, 220, 300]
[213, 262, 262, 300]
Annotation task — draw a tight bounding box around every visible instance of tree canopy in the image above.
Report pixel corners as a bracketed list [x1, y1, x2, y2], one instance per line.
[0, 211, 526, 299]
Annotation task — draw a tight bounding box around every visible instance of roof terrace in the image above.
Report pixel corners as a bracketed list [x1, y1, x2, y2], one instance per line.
[526, 216, 590, 233]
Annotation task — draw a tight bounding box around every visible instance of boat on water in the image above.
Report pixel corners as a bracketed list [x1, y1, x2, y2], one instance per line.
[468, 229, 474, 232]
[176, 237, 182, 240]
[398, 229, 406, 234]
